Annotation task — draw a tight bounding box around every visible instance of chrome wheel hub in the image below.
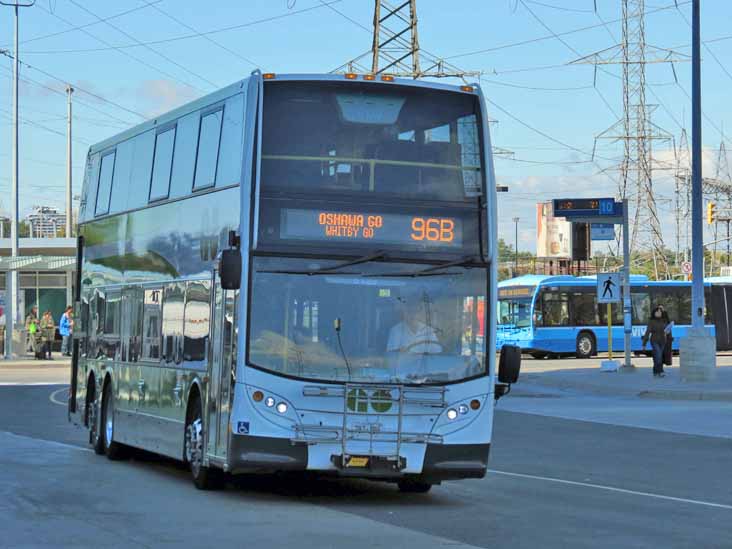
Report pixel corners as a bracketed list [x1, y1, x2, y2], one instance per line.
[186, 418, 203, 475]
[578, 337, 592, 355]
[104, 395, 114, 445]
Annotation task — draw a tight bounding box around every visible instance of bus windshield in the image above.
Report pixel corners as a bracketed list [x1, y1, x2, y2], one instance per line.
[498, 297, 532, 328]
[248, 257, 487, 384]
[261, 80, 483, 202]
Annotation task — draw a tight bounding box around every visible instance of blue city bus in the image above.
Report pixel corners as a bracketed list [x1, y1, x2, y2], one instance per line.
[496, 274, 732, 358]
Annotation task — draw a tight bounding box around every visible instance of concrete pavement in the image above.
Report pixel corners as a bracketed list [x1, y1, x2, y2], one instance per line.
[0, 357, 70, 385]
[2, 385, 731, 549]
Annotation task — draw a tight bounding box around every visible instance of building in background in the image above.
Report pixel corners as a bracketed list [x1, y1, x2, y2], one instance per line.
[24, 206, 67, 238]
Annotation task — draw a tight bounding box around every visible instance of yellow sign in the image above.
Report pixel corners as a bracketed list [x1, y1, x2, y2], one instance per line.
[346, 456, 370, 468]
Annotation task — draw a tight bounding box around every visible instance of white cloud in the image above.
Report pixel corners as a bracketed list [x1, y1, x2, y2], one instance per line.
[135, 79, 200, 117]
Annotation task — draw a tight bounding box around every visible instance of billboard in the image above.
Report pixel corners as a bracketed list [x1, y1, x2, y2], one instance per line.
[536, 202, 572, 259]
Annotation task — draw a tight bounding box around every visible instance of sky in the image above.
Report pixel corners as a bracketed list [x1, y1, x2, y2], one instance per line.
[0, 0, 730, 254]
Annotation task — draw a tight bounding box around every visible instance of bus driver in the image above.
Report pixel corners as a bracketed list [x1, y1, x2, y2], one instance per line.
[386, 296, 442, 354]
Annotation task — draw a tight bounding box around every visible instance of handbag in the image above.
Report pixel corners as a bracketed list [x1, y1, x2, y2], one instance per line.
[663, 334, 673, 366]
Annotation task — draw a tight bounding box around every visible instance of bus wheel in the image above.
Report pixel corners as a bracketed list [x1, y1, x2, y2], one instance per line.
[89, 386, 105, 455]
[397, 479, 433, 493]
[101, 383, 126, 460]
[184, 397, 224, 490]
[530, 352, 547, 360]
[575, 332, 595, 359]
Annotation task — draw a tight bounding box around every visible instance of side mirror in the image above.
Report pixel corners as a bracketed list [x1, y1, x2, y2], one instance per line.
[498, 344, 521, 384]
[220, 249, 242, 290]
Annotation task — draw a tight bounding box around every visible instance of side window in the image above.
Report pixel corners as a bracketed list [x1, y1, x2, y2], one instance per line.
[678, 288, 692, 324]
[541, 290, 569, 327]
[103, 292, 121, 359]
[95, 150, 116, 216]
[142, 288, 162, 361]
[149, 127, 176, 202]
[571, 289, 598, 326]
[184, 280, 211, 364]
[162, 282, 185, 364]
[631, 291, 651, 324]
[193, 109, 223, 190]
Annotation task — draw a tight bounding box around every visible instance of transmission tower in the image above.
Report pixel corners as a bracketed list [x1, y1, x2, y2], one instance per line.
[333, 0, 477, 79]
[574, 0, 688, 279]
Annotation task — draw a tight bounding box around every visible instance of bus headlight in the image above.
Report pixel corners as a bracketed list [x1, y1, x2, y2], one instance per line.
[265, 397, 275, 408]
[446, 408, 458, 420]
[276, 402, 288, 414]
[458, 404, 469, 415]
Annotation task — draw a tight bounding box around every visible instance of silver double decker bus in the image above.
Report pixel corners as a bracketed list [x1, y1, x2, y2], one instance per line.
[69, 72, 520, 492]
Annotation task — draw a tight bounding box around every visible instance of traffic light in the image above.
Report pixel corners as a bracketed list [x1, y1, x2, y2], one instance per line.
[707, 202, 717, 225]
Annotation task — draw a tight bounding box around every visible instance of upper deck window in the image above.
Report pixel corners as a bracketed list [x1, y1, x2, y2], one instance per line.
[261, 81, 483, 202]
[149, 127, 176, 202]
[193, 108, 223, 190]
[95, 150, 116, 216]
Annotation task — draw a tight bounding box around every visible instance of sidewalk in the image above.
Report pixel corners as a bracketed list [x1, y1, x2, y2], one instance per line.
[517, 355, 732, 401]
[0, 356, 70, 385]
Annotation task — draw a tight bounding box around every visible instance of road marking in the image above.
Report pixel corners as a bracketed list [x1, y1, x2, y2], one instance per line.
[0, 382, 67, 386]
[1, 430, 92, 453]
[489, 469, 732, 511]
[49, 387, 69, 406]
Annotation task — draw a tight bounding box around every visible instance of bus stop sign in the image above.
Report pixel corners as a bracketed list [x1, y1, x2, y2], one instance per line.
[597, 272, 621, 304]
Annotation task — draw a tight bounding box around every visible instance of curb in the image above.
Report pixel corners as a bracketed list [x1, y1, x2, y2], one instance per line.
[637, 390, 732, 402]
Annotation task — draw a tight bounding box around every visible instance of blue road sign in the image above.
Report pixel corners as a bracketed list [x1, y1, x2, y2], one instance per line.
[591, 223, 615, 240]
[599, 198, 615, 215]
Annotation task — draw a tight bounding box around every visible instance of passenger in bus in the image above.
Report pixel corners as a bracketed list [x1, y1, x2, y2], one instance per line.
[387, 297, 442, 354]
[641, 305, 668, 377]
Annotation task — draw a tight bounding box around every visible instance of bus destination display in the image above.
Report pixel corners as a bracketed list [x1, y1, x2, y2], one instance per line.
[280, 208, 463, 248]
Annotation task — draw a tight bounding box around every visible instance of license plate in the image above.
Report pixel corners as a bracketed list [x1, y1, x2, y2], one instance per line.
[346, 456, 369, 468]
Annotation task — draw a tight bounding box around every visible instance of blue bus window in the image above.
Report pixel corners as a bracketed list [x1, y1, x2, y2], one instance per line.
[193, 109, 223, 190]
[95, 151, 116, 216]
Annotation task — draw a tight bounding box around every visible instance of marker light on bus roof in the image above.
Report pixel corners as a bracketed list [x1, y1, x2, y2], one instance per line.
[345, 73, 358, 80]
[380, 75, 394, 82]
[461, 85, 475, 92]
[363, 74, 376, 81]
[263, 73, 276, 80]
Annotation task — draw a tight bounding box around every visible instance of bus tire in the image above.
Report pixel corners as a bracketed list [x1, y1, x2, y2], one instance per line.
[101, 381, 126, 460]
[575, 332, 596, 359]
[88, 379, 105, 455]
[397, 479, 433, 493]
[530, 352, 547, 360]
[184, 395, 224, 490]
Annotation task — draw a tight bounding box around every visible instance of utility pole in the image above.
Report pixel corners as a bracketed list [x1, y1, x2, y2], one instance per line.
[1, 0, 35, 359]
[513, 217, 519, 273]
[66, 85, 73, 238]
[681, 0, 716, 382]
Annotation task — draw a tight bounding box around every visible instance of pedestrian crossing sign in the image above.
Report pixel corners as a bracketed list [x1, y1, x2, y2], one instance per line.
[597, 273, 621, 304]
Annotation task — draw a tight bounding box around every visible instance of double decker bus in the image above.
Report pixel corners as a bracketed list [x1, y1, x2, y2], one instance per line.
[497, 274, 732, 358]
[68, 72, 520, 492]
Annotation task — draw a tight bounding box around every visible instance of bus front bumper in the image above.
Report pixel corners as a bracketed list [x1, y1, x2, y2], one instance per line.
[228, 434, 490, 481]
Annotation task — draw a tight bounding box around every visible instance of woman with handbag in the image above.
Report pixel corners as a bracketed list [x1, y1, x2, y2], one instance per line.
[641, 305, 668, 377]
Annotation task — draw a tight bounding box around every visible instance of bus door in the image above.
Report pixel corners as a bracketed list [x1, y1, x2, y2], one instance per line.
[206, 278, 237, 460]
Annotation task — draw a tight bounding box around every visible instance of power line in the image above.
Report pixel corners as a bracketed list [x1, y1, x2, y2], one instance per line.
[445, 1, 690, 61]
[0, 1, 163, 48]
[24, 1, 345, 55]
[141, 1, 259, 70]
[67, 0, 219, 90]
[479, 77, 593, 91]
[35, 2, 207, 94]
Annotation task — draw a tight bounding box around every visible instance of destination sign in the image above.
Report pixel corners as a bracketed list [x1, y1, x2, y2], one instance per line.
[280, 208, 463, 248]
[498, 286, 535, 299]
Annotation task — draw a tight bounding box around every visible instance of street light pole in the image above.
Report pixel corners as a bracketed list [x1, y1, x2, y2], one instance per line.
[1, 0, 35, 359]
[512, 217, 519, 273]
[680, 0, 716, 381]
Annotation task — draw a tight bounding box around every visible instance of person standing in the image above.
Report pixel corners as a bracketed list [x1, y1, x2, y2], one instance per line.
[25, 306, 39, 357]
[59, 306, 73, 357]
[642, 305, 668, 377]
[40, 310, 55, 360]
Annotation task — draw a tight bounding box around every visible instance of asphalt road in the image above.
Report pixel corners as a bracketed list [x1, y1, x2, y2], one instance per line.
[1, 384, 731, 548]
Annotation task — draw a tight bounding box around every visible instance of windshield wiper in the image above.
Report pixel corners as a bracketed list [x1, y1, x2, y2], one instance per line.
[366, 256, 481, 278]
[258, 251, 388, 276]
